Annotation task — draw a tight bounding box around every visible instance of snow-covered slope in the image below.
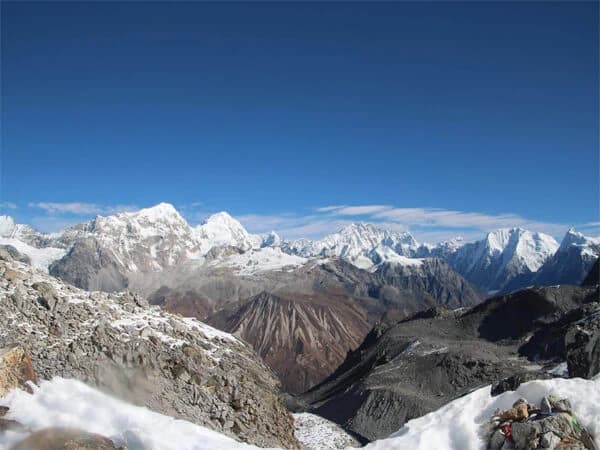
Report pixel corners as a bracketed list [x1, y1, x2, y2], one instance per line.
[284, 223, 419, 268]
[0, 237, 65, 272]
[364, 377, 600, 450]
[208, 247, 309, 276]
[435, 228, 559, 293]
[368, 245, 424, 271]
[0, 378, 264, 450]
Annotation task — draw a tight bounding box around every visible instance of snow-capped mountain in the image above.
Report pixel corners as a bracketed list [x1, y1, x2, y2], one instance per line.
[1, 205, 282, 277]
[529, 228, 600, 287]
[284, 222, 419, 269]
[58, 202, 202, 272]
[435, 228, 559, 293]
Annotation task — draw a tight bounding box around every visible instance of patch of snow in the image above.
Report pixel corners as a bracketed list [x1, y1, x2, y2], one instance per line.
[293, 413, 360, 450]
[211, 247, 308, 275]
[0, 238, 66, 271]
[363, 377, 600, 450]
[0, 377, 264, 450]
[548, 361, 569, 377]
[421, 346, 449, 356]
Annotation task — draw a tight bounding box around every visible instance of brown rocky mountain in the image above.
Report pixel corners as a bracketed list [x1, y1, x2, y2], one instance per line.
[207, 291, 371, 394]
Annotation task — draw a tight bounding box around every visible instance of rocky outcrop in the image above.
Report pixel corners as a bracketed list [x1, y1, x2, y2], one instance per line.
[0, 345, 38, 397]
[565, 308, 600, 379]
[0, 257, 300, 449]
[49, 238, 128, 292]
[207, 291, 371, 394]
[0, 246, 31, 265]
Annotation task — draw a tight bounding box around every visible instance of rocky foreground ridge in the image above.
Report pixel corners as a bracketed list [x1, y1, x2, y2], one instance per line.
[0, 247, 300, 449]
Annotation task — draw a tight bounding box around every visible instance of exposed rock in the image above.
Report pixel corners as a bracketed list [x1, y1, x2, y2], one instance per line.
[0, 260, 300, 449]
[0, 345, 38, 397]
[491, 371, 553, 396]
[565, 308, 600, 379]
[0, 246, 31, 265]
[49, 238, 129, 292]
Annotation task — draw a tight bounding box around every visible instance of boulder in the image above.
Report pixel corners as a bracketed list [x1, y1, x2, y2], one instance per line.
[32, 282, 60, 312]
[0, 345, 38, 397]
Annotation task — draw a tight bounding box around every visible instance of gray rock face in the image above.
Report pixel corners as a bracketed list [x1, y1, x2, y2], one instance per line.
[582, 259, 600, 286]
[296, 285, 599, 442]
[49, 238, 128, 292]
[0, 246, 31, 265]
[373, 258, 483, 312]
[0, 258, 300, 449]
[565, 308, 600, 379]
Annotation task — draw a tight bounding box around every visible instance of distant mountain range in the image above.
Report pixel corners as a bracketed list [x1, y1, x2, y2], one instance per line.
[1, 203, 597, 295]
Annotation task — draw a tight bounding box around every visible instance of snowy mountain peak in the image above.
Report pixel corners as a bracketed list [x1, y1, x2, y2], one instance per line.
[483, 228, 559, 267]
[558, 228, 600, 254]
[283, 221, 419, 268]
[131, 202, 183, 221]
[202, 211, 246, 230]
[195, 211, 259, 252]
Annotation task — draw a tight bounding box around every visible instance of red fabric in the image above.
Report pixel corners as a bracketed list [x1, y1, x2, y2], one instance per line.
[501, 423, 514, 443]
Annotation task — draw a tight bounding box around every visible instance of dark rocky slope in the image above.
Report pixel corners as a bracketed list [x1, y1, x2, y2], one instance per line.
[295, 284, 599, 442]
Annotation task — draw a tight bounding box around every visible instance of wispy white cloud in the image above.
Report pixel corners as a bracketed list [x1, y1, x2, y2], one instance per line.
[28, 202, 139, 216]
[233, 205, 571, 242]
[329, 205, 392, 216]
[315, 205, 347, 212]
[29, 202, 103, 215]
[0, 202, 17, 210]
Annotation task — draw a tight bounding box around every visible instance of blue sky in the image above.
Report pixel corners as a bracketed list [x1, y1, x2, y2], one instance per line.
[1, 1, 598, 242]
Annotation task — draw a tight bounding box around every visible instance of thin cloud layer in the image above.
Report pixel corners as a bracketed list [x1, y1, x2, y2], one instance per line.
[28, 202, 138, 216]
[0, 202, 17, 210]
[237, 205, 572, 242]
